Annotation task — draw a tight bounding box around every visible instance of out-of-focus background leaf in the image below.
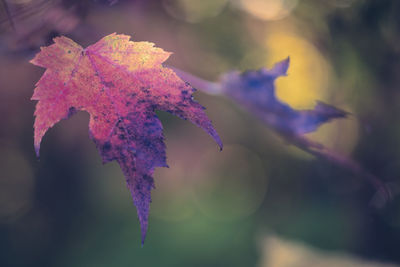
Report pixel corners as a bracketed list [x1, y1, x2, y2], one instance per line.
[1, 0, 400, 266]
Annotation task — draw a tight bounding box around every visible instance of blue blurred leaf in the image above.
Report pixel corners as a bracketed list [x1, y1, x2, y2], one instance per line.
[220, 58, 348, 135]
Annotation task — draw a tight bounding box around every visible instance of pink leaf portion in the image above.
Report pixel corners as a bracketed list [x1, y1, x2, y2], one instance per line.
[31, 33, 222, 243]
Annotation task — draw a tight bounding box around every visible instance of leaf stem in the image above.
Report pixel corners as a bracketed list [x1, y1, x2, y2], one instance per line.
[169, 66, 223, 95]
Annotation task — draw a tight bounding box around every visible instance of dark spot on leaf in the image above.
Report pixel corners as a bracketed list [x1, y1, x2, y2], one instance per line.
[141, 87, 150, 93]
[103, 81, 115, 88]
[143, 139, 152, 147]
[103, 141, 112, 152]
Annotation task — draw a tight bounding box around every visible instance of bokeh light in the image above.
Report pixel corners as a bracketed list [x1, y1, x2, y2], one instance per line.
[191, 144, 268, 221]
[259, 235, 398, 267]
[264, 29, 331, 109]
[0, 145, 34, 222]
[162, 0, 229, 23]
[234, 0, 298, 21]
[260, 26, 359, 156]
[324, 0, 357, 8]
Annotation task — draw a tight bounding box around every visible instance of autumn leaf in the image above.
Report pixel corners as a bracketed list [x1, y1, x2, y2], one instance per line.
[30, 33, 222, 244]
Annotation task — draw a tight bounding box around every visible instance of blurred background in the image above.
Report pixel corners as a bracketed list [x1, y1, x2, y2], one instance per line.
[1, 0, 400, 266]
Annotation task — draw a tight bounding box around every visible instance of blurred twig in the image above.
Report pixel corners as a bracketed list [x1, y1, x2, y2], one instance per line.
[174, 67, 393, 207]
[290, 135, 392, 207]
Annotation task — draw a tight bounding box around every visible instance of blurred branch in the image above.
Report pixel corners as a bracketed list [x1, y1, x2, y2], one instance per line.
[289, 135, 392, 208]
[174, 66, 393, 207]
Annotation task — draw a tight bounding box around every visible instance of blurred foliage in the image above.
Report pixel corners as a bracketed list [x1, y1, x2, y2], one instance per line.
[1, 0, 400, 266]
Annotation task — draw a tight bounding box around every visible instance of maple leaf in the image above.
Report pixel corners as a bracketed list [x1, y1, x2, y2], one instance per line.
[30, 33, 222, 244]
